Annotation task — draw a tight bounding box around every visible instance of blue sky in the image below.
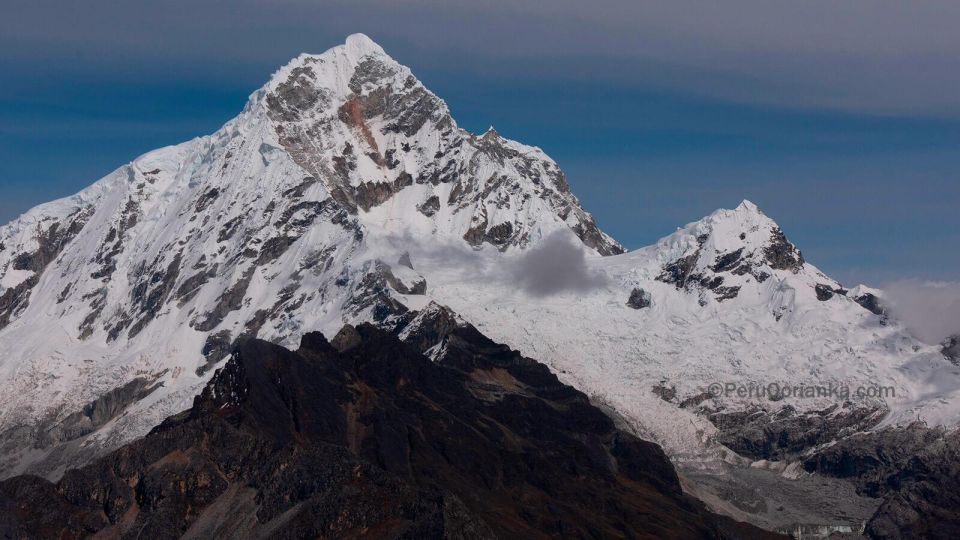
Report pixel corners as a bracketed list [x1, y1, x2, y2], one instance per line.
[2, 1, 958, 285]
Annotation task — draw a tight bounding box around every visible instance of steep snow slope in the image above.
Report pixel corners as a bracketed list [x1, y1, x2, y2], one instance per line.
[0, 34, 957, 480]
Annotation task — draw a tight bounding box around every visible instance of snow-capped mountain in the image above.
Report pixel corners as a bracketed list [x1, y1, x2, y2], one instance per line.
[1, 34, 957, 484]
[421, 200, 960, 462]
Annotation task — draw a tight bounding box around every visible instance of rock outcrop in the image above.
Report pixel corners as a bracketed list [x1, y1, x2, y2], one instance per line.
[803, 423, 960, 539]
[943, 335, 960, 365]
[627, 287, 652, 309]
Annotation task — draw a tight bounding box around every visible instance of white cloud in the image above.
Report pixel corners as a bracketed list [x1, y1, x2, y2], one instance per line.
[378, 229, 608, 297]
[503, 231, 609, 297]
[883, 279, 960, 344]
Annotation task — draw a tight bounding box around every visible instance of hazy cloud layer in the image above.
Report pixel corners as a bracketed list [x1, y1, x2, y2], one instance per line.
[380, 230, 608, 297]
[4, 0, 960, 115]
[883, 280, 960, 344]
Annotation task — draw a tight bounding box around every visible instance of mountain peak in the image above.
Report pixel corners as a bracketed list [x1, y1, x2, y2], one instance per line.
[697, 200, 779, 249]
[255, 35, 622, 255]
[264, 33, 395, 99]
[343, 32, 384, 56]
[650, 199, 811, 302]
[735, 199, 761, 214]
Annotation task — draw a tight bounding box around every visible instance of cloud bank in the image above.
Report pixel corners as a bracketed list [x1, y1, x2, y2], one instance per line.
[883, 280, 960, 345]
[4, 0, 960, 115]
[379, 230, 608, 297]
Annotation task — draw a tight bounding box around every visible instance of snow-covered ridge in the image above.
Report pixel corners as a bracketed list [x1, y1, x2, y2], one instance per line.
[417, 197, 960, 462]
[0, 34, 958, 481]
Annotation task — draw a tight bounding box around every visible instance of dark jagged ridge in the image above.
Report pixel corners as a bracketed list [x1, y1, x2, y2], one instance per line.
[0, 324, 773, 539]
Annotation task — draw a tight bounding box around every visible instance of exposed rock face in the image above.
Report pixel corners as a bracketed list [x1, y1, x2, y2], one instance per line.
[0, 207, 92, 330]
[762, 227, 804, 272]
[398, 301, 466, 356]
[708, 404, 886, 461]
[0, 376, 164, 479]
[652, 384, 677, 402]
[199, 330, 235, 375]
[192, 267, 255, 332]
[865, 430, 960, 539]
[814, 283, 835, 301]
[854, 291, 886, 317]
[0, 324, 772, 539]
[657, 244, 703, 289]
[627, 287, 652, 309]
[53, 377, 164, 443]
[802, 424, 960, 539]
[417, 195, 441, 217]
[943, 335, 960, 365]
[814, 283, 848, 302]
[342, 261, 413, 328]
[803, 423, 945, 496]
[378, 260, 427, 295]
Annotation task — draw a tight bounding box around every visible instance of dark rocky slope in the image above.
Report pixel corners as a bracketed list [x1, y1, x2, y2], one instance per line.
[0, 323, 773, 539]
[804, 423, 960, 539]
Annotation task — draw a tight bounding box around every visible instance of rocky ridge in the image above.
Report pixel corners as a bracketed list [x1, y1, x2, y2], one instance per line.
[0, 322, 773, 539]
